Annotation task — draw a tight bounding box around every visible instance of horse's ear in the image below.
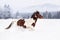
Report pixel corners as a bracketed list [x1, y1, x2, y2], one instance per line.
[35, 11, 40, 14]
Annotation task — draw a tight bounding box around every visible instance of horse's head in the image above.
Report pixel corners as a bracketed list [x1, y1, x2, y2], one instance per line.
[31, 11, 43, 22]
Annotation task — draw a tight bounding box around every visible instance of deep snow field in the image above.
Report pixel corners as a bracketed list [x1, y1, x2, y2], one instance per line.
[0, 19, 60, 40]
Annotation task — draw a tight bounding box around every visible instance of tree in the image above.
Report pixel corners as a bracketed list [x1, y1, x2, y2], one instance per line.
[43, 11, 49, 19]
[3, 4, 11, 19]
[48, 13, 52, 19]
[43, 13, 46, 18]
[56, 11, 60, 19]
[15, 11, 23, 19]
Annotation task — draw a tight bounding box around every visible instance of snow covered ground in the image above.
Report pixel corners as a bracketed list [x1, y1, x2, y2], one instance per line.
[0, 19, 60, 40]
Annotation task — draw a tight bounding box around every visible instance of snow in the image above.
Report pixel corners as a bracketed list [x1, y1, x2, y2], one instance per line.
[0, 19, 60, 40]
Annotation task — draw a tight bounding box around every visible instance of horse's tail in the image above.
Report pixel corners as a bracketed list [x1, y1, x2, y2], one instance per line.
[5, 21, 14, 29]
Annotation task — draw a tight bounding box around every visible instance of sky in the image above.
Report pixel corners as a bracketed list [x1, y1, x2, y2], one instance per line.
[0, 0, 60, 12]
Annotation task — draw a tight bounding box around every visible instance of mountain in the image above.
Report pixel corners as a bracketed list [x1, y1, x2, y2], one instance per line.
[19, 4, 60, 13]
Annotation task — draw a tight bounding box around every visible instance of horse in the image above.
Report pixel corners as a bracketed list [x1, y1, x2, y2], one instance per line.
[5, 11, 43, 30]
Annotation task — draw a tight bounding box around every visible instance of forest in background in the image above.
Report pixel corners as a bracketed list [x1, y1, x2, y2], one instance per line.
[0, 5, 60, 19]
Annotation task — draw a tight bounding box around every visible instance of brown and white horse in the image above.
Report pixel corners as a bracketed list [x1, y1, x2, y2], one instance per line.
[5, 11, 43, 30]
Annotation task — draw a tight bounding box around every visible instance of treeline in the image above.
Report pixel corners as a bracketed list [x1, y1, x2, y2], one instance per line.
[0, 5, 60, 19]
[0, 5, 32, 19]
[43, 11, 60, 19]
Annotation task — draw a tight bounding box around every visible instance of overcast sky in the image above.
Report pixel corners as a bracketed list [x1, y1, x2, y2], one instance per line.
[0, 0, 60, 12]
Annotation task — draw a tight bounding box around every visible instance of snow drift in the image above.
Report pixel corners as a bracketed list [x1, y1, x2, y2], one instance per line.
[0, 19, 60, 40]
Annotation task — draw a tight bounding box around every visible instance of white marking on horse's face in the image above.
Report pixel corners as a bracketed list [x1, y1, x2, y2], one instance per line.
[35, 14, 37, 18]
[24, 18, 35, 28]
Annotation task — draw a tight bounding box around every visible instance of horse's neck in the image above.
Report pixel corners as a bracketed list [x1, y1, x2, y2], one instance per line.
[30, 18, 38, 23]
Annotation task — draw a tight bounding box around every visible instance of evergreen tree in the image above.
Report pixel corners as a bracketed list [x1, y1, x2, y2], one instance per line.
[3, 4, 11, 19]
[48, 13, 52, 19]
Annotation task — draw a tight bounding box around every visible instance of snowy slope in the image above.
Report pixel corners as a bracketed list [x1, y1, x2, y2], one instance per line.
[0, 19, 60, 40]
